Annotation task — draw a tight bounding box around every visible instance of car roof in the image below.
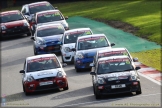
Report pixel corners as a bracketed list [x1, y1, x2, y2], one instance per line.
[28, 1, 49, 6]
[26, 54, 56, 61]
[64, 28, 91, 34]
[77, 34, 106, 40]
[36, 10, 59, 15]
[98, 55, 130, 62]
[98, 48, 128, 54]
[0, 10, 20, 14]
[37, 23, 63, 29]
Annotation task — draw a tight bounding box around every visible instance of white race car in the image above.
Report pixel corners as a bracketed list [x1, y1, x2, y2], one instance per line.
[19, 54, 68, 95]
[61, 28, 93, 63]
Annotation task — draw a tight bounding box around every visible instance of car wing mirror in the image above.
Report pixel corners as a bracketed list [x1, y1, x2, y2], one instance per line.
[135, 66, 141, 70]
[65, 16, 68, 20]
[111, 43, 115, 46]
[133, 57, 138, 62]
[71, 48, 76, 51]
[55, 7, 58, 9]
[89, 63, 95, 67]
[19, 70, 25, 73]
[62, 63, 67, 67]
[31, 36, 35, 40]
[90, 72, 96, 75]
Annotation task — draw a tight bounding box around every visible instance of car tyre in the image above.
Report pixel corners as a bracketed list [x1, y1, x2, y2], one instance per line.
[136, 85, 142, 95]
[23, 85, 30, 96]
[27, 32, 31, 36]
[61, 55, 65, 63]
[95, 87, 101, 99]
[64, 83, 69, 90]
[93, 84, 95, 94]
[34, 47, 37, 55]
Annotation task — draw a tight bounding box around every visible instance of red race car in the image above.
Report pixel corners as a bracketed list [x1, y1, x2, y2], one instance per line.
[0, 10, 31, 38]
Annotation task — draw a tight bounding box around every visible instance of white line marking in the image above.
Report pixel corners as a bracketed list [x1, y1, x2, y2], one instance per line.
[58, 93, 161, 107]
[138, 72, 161, 86]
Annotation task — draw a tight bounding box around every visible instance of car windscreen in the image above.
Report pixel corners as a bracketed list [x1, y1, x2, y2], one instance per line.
[37, 26, 64, 37]
[27, 57, 60, 72]
[29, 3, 54, 14]
[0, 12, 24, 23]
[77, 36, 109, 50]
[37, 11, 63, 23]
[98, 50, 130, 59]
[97, 58, 134, 74]
[64, 30, 92, 44]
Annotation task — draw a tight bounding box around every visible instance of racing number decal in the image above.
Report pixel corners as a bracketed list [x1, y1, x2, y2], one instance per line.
[126, 60, 130, 64]
[85, 31, 91, 35]
[123, 52, 128, 56]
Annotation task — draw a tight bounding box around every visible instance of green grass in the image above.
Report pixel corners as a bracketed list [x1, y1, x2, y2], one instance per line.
[1, 0, 161, 71]
[131, 49, 161, 71]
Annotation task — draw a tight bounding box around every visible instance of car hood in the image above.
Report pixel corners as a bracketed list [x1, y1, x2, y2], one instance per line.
[39, 34, 63, 43]
[26, 68, 64, 79]
[63, 43, 75, 49]
[97, 71, 137, 79]
[76, 47, 111, 57]
[2, 19, 26, 28]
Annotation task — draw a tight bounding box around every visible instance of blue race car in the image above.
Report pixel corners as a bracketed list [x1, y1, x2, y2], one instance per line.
[31, 23, 65, 55]
[72, 34, 115, 72]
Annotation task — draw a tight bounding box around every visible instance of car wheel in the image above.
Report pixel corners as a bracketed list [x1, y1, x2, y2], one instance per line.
[63, 83, 69, 90]
[23, 85, 30, 96]
[93, 84, 95, 94]
[94, 87, 101, 99]
[27, 33, 31, 36]
[75, 67, 80, 72]
[136, 84, 142, 95]
[23, 84, 25, 92]
[34, 47, 37, 55]
[61, 55, 65, 63]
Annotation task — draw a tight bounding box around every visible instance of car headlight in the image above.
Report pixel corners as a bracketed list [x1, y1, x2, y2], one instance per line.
[64, 47, 71, 52]
[57, 71, 63, 78]
[37, 39, 45, 45]
[77, 53, 84, 59]
[130, 75, 137, 81]
[97, 78, 105, 84]
[1, 25, 7, 30]
[27, 76, 35, 82]
[24, 23, 29, 26]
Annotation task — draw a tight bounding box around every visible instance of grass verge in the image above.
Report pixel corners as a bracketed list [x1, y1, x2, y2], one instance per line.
[131, 49, 161, 71]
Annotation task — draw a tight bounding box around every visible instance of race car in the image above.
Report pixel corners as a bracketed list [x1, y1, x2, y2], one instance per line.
[19, 54, 68, 95]
[90, 47, 139, 70]
[0, 10, 31, 38]
[90, 55, 142, 99]
[72, 34, 115, 72]
[21, 1, 57, 28]
[30, 10, 69, 35]
[61, 28, 93, 63]
[31, 23, 65, 55]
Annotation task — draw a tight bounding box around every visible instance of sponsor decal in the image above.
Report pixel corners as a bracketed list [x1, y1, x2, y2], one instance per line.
[78, 36, 105, 42]
[37, 11, 60, 17]
[38, 26, 62, 31]
[28, 57, 56, 63]
[66, 30, 90, 35]
[99, 58, 130, 64]
[1, 12, 19, 16]
[99, 50, 127, 57]
[29, 3, 47, 8]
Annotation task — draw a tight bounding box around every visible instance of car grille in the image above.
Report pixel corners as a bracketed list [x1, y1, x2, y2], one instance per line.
[36, 77, 54, 82]
[36, 83, 58, 91]
[45, 45, 60, 52]
[6, 26, 28, 34]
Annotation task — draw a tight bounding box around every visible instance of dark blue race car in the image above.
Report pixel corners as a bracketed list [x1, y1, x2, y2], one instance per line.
[72, 34, 115, 72]
[31, 23, 65, 55]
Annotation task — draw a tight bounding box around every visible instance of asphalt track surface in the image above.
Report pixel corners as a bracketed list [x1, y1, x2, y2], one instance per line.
[1, 35, 161, 107]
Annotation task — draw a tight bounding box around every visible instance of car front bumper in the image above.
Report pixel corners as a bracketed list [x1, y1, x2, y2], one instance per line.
[95, 81, 141, 95]
[1, 26, 31, 37]
[75, 58, 93, 69]
[35, 45, 61, 54]
[24, 77, 68, 93]
[62, 51, 75, 62]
